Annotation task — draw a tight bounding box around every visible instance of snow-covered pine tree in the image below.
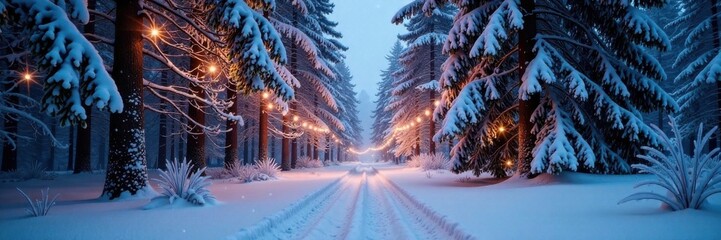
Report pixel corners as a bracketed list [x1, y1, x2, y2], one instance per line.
[269, 0, 347, 165]
[671, 0, 721, 144]
[399, 0, 677, 177]
[390, 3, 453, 157]
[371, 41, 405, 162]
[333, 61, 363, 157]
[0, 0, 122, 172]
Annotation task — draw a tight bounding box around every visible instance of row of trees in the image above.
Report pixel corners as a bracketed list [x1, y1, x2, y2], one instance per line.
[0, 0, 361, 199]
[373, 0, 715, 178]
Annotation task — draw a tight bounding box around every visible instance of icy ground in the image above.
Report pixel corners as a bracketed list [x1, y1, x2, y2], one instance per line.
[1, 162, 720, 240]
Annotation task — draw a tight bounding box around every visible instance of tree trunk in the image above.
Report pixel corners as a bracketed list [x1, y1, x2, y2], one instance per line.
[258, 96, 269, 161]
[243, 117, 250, 164]
[711, 0, 721, 148]
[186, 52, 206, 172]
[415, 126, 421, 156]
[517, 0, 540, 178]
[66, 126, 75, 171]
[270, 134, 276, 159]
[74, 0, 96, 174]
[156, 73, 169, 170]
[102, 0, 149, 199]
[1, 81, 18, 172]
[429, 24, 436, 155]
[225, 86, 239, 169]
[336, 143, 341, 162]
[324, 135, 330, 162]
[306, 137, 311, 158]
[281, 113, 291, 170]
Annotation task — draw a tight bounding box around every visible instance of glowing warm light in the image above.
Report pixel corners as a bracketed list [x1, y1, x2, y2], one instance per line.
[424, 109, 431, 116]
[302, 122, 308, 127]
[335, 139, 339, 143]
[23, 73, 32, 81]
[499, 126, 506, 132]
[416, 117, 422, 123]
[150, 28, 160, 37]
[411, 122, 415, 127]
[293, 116, 299, 122]
[505, 160, 513, 167]
[208, 65, 218, 74]
[433, 100, 440, 107]
[262, 92, 270, 99]
[267, 103, 274, 110]
[348, 137, 394, 155]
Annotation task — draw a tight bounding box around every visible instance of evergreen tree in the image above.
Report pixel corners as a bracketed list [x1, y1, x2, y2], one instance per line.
[396, 0, 677, 177]
[672, 0, 721, 142]
[371, 41, 404, 161]
[390, 4, 453, 157]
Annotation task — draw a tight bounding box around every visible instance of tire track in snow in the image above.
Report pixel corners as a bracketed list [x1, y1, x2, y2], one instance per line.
[229, 166, 474, 240]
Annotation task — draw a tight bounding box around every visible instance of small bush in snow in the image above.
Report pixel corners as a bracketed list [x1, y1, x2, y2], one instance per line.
[234, 163, 260, 183]
[411, 153, 452, 171]
[14, 161, 55, 181]
[17, 188, 58, 217]
[619, 120, 721, 211]
[153, 159, 215, 206]
[406, 157, 420, 168]
[296, 156, 323, 168]
[255, 158, 280, 179]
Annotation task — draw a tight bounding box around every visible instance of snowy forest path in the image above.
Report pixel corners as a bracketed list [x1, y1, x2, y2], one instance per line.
[229, 165, 474, 240]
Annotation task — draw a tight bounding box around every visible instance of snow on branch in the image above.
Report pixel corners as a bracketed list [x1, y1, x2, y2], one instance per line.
[1, 0, 123, 126]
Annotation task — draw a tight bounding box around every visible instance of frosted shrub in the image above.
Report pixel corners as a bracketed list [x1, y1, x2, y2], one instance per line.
[619, 120, 721, 211]
[232, 163, 259, 183]
[18, 161, 55, 180]
[413, 153, 452, 171]
[255, 158, 280, 179]
[153, 160, 216, 206]
[17, 188, 58, 217]
[406, 157, 420, 168]
[296, 156, 323, 168]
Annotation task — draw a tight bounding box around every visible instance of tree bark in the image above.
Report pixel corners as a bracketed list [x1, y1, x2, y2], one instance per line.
[225, 85, 239, 169]
[66, 126, 75, 171]
[74, 0, 96, 173]
[186, 51, 207, 172]
[324, 135, 330, 162]
[102, 0, 149, 199]
[156, 72, 169, 170]
[1, 81, 18, 172]
[429, 23, 436, 155]
[710, 0, 721, 148]
[258, 95, 269, 161]
[517, 0, 540, 177]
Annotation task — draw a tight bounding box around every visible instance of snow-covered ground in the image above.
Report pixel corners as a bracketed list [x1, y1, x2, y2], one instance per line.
[2, 162, 720, 240]
[0, 164, 355, 240]
[380, 165, 721, 240]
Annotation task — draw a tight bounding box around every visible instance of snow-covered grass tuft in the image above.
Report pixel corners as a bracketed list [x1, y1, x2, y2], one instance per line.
[296, 156, 323, 168]
[229, 163, 260, 183]
[151, 159, 215, 206]
[410, 153, 452, 171]
[619, 119, 721, 211]
[16, 188, 59, 217]
[255, 158, 280, 179]
[406, 157, 421, 168]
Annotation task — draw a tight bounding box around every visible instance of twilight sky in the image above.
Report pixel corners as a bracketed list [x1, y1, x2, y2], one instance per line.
[330, 0, 410, 101]
[330, 0, 411, 148]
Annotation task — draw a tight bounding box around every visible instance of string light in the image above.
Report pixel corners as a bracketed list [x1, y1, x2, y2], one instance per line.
[505, 160, 513, 167]
[348, 137, 394, 155]
[416, 117, 422, 123]
[267, 103, 274, 110]
[424, 109, 431, 116]
[434, 100, 440, 107]
[150, 28, 160, 37]
[208, 65, 218, 74]
[499, 126, 506, 133]
[262, 92, 270, 99]
[23, 73, 32, 81]
[293, 116, 299, 122]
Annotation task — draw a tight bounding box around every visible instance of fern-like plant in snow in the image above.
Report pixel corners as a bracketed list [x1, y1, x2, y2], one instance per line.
[296, 156, 323, 168]
[153, 159, 216, 206]
[17, 188, 59, 217]
[255, 158, 280, 179]
[619, 119, 721, 210]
